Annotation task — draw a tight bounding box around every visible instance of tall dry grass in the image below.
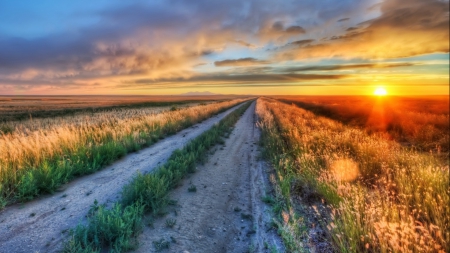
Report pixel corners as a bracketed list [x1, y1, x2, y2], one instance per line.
[0, 95, 233, 122]
[0, 99, 247, 207]
[276, 96, 449, 153]
[0, 103, 194, 134]
[256, 98, 449, 252]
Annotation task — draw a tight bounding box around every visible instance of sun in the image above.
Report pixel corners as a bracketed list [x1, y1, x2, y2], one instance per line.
[374, 87, 387, 96]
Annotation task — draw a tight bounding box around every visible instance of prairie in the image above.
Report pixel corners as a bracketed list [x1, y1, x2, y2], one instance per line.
[0, 100, 279, 253]
[0, 97, 248, 208]
[273, 95, 449, 154]
[64, 101, 254, 252]
[0, 95, 448, 253]
[0, 95, 242, 122]
[256, 98, 449, 252]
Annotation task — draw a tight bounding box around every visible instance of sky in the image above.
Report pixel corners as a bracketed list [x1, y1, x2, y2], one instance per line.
[0, 0, 448, 95]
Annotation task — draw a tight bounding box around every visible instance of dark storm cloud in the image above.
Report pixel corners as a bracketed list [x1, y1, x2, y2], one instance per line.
[214, 58, 269, 67]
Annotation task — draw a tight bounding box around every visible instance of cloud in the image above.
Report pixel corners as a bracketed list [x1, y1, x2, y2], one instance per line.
[285, 26, 306, 34]
[214, 58, 269, 67]
[338, 18, 350, 22]
[0, 0, 369, 77]
[133, 72, 347, 86]
[233, 40, 257, 48]
[0, 0, 447, 93]
[216, 62, 418, 75]
[345, 27, 358, 31]
[277, 62, 418, 72]
[0, 2, 244, 79]
[276, 0, 449, 60]
[258, 21, 308, 41]
[280, 39, 315, 48]
[271, 21, 306, 34]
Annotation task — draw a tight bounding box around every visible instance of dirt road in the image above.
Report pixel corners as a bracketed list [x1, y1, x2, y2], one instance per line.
[0, 103, 246, 253]
[135, 102, 284, 253]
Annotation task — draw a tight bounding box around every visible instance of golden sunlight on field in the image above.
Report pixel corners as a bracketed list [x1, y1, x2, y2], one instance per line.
[257, 97, 449, 252]
[0, 0, 448, 251]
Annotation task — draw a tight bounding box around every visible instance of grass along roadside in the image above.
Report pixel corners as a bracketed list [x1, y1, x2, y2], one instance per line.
[0, 100, 220, 135]
[64, 101, 253, 252]
[256, 99, 308, 253]
[0, 99, 223, 123]
[0, 98, 249, 209]
[256, 98, 449, 252]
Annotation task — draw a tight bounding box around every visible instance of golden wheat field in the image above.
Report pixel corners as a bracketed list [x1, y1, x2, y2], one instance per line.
[1, 0, 449, 252]
[0, 95, 448, 252]
[0, 97, 246, 206]
[273, 96, 450, 154]
[256, 97, 449, 253]
[0, 95, 242, 122]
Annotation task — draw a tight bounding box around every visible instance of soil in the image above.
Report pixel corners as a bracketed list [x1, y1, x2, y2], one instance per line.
[134, 102, 285, 253]
[0, 103, 247, 253]
[0, 101, 285, 253]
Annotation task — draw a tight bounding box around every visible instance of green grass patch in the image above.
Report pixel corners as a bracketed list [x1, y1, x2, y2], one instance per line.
[64, 203, 144, 252]
[187, 185, 197, 192]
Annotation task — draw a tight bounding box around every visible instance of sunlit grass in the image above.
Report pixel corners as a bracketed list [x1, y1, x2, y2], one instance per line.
[0, 99, 247, 207]
[256, 98, 449, 252]
[276, 96, 449, 154]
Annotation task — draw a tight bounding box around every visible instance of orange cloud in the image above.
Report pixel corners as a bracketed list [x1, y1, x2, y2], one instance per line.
[275, 0, 449, 60]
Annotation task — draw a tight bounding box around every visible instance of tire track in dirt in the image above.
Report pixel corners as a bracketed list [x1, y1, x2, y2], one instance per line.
[135, 101, 284, 253]
[0, 103, 246, 253]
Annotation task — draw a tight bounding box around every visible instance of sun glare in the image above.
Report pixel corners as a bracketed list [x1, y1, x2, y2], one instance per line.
[374, 87, 387, 96]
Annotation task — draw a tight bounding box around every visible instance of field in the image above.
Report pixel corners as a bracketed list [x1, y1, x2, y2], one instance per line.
[257, 97, 449, 252]
[0, 96, 246, 207]
[0, 96, 448, 253]
[0, 95, 242, 122]
[273, 96, 449, 154]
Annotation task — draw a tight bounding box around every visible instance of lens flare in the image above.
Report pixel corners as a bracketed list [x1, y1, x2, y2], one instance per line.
[330, 158, 360, 182]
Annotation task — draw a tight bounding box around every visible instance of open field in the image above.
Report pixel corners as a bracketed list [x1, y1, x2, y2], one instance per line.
[0, 95, 244, 122]
[0, 100, 286, 253]
[2, 0, 449, 252]
[0, 96, 448, 253]
[0, 101, 257, 252]
[0, 97, 249, 208]
[273, 96, 449, 154]
[257, 98, 449, 252]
